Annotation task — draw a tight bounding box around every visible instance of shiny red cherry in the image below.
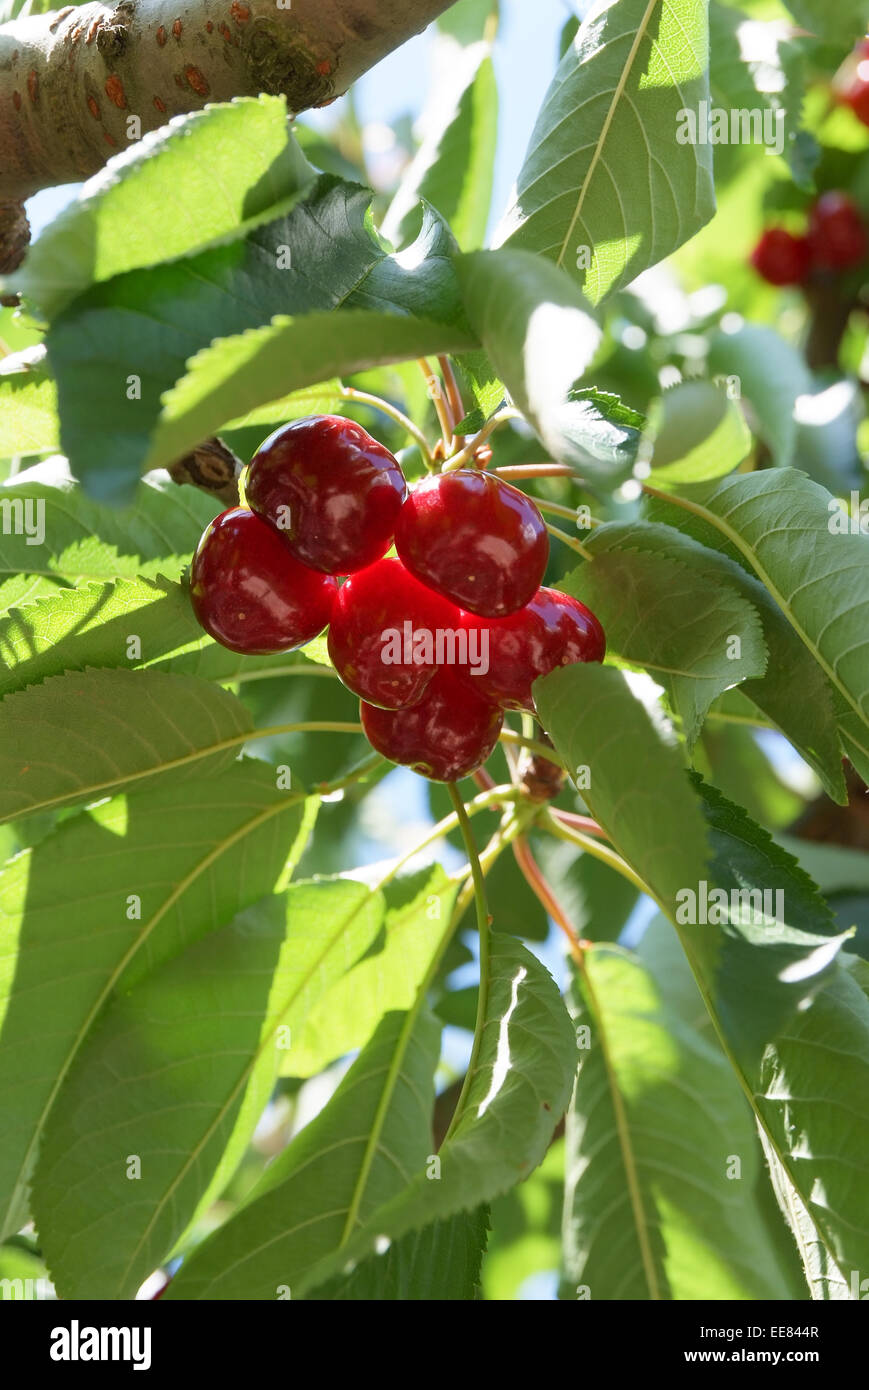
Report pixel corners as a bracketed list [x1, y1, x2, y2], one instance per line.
[245, 415, 407, 575]
[833, 40, 869, 127]
[328, 556, 463, 709]
[457, 588, 606, 711]
[749, 228, 811, 286]
[360, 669, 503, 782]
[189, 507, 336, 654]
[807, 192, 867, 270]
[394, 469, 549, 618]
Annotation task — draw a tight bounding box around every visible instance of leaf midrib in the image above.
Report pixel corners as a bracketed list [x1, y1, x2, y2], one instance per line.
[3, 792, 307, 1237]
[644, 484, 867, 732]
[555, 0, 660, 271]
[576, 948, 663, 1300]
[118, 878, 384, 1292]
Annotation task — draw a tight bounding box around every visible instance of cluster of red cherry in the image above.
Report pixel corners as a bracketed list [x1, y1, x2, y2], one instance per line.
[190, 416, 605, 782]
[750, 191, 867, 287]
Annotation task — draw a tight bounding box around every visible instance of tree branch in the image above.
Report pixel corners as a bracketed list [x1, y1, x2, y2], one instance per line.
[0, 200, 29, 303]
[167, 434, 242, 505]
[0, 0, 455, 201]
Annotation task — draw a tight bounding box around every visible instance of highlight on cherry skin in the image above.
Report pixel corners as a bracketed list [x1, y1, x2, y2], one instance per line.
[245, 414, 408, 576]
[327, 556, 464, 710]
[394, 468, 549, 617]
[187, 413, 607, 783]
[360, 669, 505, 783]
[457, 588, 606, 712]
[189, 507, 337, 655]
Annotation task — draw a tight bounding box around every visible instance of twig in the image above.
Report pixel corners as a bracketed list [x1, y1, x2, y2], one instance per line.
[417, 357, 455, 452]
[513, 833, 584, 961]
[168, 437, 242, 507]
[441, 407, 521, 472]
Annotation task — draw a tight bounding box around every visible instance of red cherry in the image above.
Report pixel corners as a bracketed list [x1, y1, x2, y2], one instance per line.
[394, 469, 549, 618]
[807, 192, 867, 270]
[190, 507, 336, 654]
[360, 669, 503, 782]
[328, 557, 465, 709]
[457, 588, 606, 711]
[245, 415, 407, 575]
[749, 228, 811, 286]
[833, 40, 869, 126]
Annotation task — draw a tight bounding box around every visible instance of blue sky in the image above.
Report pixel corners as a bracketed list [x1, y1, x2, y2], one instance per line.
[349, 0, 578, 228]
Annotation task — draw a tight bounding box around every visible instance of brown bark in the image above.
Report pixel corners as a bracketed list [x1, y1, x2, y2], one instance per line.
[0, 198, 28, 302]
[167, 434, 241, 505]
[0, 0, 455, 200]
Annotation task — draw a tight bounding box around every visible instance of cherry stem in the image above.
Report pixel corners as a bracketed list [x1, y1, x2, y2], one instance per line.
[533, 496, 600, 527]
[441, 407, 521, 472]
[222, 662, 339, 685]
[544, 521, 593, 561]
[253, 720, 363, 739]
[338, 384, 435, 466]
[443, 782, 494, 1142]
[417, 357, 456, 453]
[313, 751, 385, 797]
[512, 834, 584, 962]
[494, 464, 575, 480]
[542, 808, 650, 898]
[549, 808, 608, 839]
[499, 728, 568, 768]
[438, 355, 466, 439]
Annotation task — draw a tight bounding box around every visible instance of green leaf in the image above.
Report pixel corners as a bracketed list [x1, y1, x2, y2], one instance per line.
[496, 0, 716, 303]
[0, 463, 218, 615]
[483, 1142, 563, 1299]
[47, 181, 474, 500]
[11, 97, 314, 318]
[0, 761, 314, 1238]
[535, 663, 712, 927]
[455, 249, 643, 484]
[437, 0, 498, 43]
[540, 668, 842, 1060]
[383, 42, 498, 252]
[635, 505, 846, 801]
[165, 1008, 443, 1299]
[779, 0, 867, 48]
[222, 381, 342, 432]
[147, 637, 337, 687]
[775, 835, 869, 898]
[708, 3, 814, 190]
[565, 387, 645, 456]
[534, 838, 639, 944]
[692, 776, 845, 1067]
[281, 866, 458, 1078]
[309, 1209, 489, 1300]
[753, 953, 869, 1298]
[149, 308, 474, 476]
[648, 469, 869, 787]
[0, 668, 252, 823]
[0, 1239, 53, 1298]
[560, 945, 793, 1299]
[643, 380, 752, 484]
[0, 577, 202, 697]
[563, 520, 768, 747]
[33, 877, 385, 1298]
[707, 324, 813, 466]
[293, 935, 576, 1298]
[0, 366, 58, 457]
